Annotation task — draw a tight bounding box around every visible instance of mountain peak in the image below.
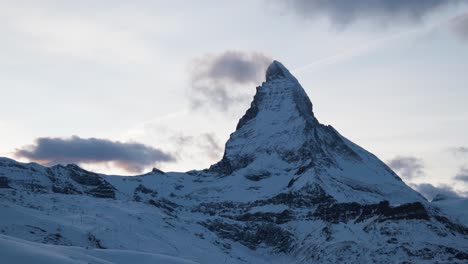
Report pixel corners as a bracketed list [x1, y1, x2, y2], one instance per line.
[208, 61, 424, 205]
[235, 60, 315, 130]
[265, 60, 296, 81]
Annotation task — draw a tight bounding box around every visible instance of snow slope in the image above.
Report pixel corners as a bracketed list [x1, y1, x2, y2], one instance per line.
[0, 234, 197, 264]
[433, 197, 468, 224]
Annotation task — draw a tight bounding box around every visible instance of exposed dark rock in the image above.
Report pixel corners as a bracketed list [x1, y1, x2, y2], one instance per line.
[228, 210, 293, 224]
[43, 233, 72, 246]
[207, 156, 254, 176]
[194, 185, 334, 217]
[135, 184, 157, 195]
[87, 233, 106, 249]
[151, 168, 165, 174]
[133, 184, 158, 202]
[387, 237, 398, 244]
[434, 215, 468, 235]
[321, 226, 333, 241]
[148, 198, 179, 214]
[261, 188, 334, 208]
[311, 201, 430, 224]
[378, 202, 430, 222]
[265, 60, 287, 81]
[22, 181, 48, 193]
[85, 184, 115, 199]
[287, 177, 297, 188]
[0, 176, 10, 188]
[244, 172, 271, 181]
[236, 86, 261, 130]
[202, 220, 294, 253]
[52, 184, 81, 195]
[401, 245, 468, 261]
[67, 165, 103, 186]
[194, 201, 241, 216]
[2, 162, 28, 170]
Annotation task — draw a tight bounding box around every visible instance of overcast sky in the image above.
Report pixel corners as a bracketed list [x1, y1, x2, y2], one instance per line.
[1, 0, 468, 198]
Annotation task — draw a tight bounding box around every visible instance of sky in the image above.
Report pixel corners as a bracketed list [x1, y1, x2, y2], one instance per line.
[1, 0, 468, 199]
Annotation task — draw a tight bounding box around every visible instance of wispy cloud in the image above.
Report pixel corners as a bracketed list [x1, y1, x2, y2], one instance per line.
[449, 146, 468, 157]
[15, 136, 175, 173]
[189, 50, 272, 111]
[387, 156, 424, 180]
[171, 133, 223, 161]
[200, 133, 223, 160]
[455, 167, 468, 183]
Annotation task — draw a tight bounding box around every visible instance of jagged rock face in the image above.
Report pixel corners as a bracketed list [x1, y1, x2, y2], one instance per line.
[0, 62, 467, 263]
[212, 61, 325, 173]
[0, 176, 10, 188]
[0, 158, 115, 199]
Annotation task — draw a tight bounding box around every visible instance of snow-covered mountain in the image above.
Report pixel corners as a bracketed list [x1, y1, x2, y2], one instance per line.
[1, 61, 467, 263]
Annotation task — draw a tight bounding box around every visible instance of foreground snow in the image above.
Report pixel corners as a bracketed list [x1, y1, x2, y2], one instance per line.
[0, 234, 197, 264]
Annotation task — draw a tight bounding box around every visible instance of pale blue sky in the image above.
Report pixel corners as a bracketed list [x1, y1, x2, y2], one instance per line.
[1, 0, 468, 197]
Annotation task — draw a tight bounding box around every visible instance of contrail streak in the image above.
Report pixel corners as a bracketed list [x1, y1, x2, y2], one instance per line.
[291, 18, 450, 75]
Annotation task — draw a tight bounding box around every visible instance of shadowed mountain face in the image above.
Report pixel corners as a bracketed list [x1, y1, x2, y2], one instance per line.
[0, 61, 467, 264]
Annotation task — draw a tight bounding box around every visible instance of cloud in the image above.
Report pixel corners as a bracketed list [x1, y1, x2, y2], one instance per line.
[200, 133, 223, 160]
[282, 0, 459, 28]
[170, 132, 223, 160]
[455, 167, 468, 182]
[387, 156, 424, 179]
[451, 12, 468, 41]
[410, 183, 461, 201]
[15, 136, 175, 173]
[450, 146, 468, 157]
[190, 51, 272, 111]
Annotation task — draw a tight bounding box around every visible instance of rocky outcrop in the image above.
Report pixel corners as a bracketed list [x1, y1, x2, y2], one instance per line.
[311, 201, 430, 224]
[0, 176, 10, 188]
[202, 220, 294, 253]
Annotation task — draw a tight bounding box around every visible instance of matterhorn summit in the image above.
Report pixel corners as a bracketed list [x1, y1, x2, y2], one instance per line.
[210, 61, 423, 205]
[0, 61, 467, 263]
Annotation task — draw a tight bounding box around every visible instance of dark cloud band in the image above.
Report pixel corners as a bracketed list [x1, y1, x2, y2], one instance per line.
[283, 0, 459, 27]
[15, 136, 175, 173]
